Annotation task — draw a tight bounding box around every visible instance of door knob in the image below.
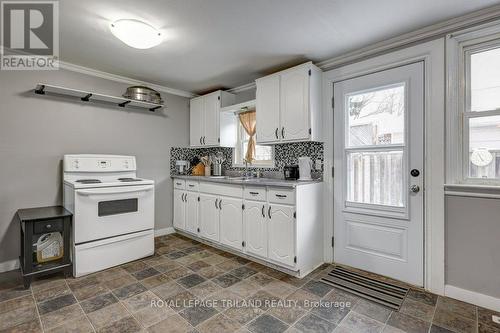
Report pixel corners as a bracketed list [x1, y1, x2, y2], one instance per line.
[410, 185, 420, 193]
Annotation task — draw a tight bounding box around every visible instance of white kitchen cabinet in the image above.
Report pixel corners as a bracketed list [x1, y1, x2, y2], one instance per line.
[185, 192, 199, 234]
[173, 190, 186, 230]
[173, 178, 323, 278]
[268, 204, 295, 267]
[219, 197, 243, 251]
[189, 90, 235, 147]
[255, 62, 322, 144]
[189, 97, 204, 146]
[256, 75, 280, 143]
[244, 200, 268, 259]
[199, 193, 219, 242]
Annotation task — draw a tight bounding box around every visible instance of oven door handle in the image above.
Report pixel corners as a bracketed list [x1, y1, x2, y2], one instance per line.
[76, 185, 153, 196]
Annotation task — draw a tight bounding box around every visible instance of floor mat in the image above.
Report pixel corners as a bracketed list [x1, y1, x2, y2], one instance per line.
[321, 266, 408, 310]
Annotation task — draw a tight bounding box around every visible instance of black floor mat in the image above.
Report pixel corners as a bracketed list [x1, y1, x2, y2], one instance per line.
[321, 266, 408, 310]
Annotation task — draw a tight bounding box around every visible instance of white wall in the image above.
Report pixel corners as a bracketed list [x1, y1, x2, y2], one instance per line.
[0, 69, 189, 265]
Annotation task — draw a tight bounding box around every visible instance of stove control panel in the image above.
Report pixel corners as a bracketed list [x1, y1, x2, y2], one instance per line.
[63, 155, 136, 172]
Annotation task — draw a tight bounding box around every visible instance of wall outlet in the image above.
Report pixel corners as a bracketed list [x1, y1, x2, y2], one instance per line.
[493, 315, 500, 324]
[315, 159, 322, 171]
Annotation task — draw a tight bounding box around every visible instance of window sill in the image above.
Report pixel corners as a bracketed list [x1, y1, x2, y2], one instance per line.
[444, 183, 500, 199]
[232, 163, 275, 169]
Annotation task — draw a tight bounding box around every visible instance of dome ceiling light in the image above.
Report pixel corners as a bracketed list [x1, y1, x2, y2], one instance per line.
[109, 19, 162, 49]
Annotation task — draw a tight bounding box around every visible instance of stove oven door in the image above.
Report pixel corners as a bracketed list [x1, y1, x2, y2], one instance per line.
[74, 185, 154, 244]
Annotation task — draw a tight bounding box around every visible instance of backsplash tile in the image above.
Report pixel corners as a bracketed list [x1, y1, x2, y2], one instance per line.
[170, 142, 323, 177]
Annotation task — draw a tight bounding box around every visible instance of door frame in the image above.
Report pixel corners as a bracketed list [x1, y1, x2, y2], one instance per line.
[322, 38, 445, 294]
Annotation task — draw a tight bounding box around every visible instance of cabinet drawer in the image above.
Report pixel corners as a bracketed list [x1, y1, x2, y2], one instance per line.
[244, 186, 266, 201]
[186, 180, 199, 191]
[173, 179, 186, 190]
[199, 182, 242, 198]
[34, 219, 63, 234]
[268, 188, 295, 205]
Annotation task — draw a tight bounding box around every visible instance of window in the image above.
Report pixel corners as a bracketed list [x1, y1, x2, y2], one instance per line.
[345, 83, 406, 207]
[233, 120, 273, 167]
[464, 44, 500, 181]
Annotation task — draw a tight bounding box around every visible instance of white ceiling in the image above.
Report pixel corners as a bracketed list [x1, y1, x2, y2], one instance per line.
[61, 0, 500, 94]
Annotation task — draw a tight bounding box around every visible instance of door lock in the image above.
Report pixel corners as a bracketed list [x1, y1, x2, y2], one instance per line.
[410, 169, 420, 177]
[410, 185, 420, 193]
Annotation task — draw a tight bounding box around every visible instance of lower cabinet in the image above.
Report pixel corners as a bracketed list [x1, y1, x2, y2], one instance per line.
[173, 189, 186, 230]
[185, 192, 199, 234]
[219, 197, 243, 251]
[199, 194, 220, 242]
[244, 200, 268, 258]
[268, 204, 296, 267]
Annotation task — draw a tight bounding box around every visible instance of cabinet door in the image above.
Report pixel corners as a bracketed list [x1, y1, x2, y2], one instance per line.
[268, 204, 295, 267]
[199, 194, 219, 242]
[280, 67, 310, 141]
[173, 190, 186, 230]
[190, 97, 204, 147]
[244, 201, 267, 258]
[185, 192, 199, 235]
[203, 93, 220, 146]
[256, 75, 281, 143]
[219, 197, 243, 251]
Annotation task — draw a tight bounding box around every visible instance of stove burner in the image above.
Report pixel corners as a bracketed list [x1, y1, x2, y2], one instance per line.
[75, 179, 102, 184]
[118, 178, 142, 182]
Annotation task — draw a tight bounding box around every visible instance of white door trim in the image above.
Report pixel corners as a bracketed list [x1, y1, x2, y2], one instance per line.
[322, 38, 445, 295]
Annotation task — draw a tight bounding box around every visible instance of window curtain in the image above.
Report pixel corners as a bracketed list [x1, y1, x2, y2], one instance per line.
[238, 110, 257, 162]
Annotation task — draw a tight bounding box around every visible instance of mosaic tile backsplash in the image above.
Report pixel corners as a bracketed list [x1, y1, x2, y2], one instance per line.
[170, 142, 324, 177]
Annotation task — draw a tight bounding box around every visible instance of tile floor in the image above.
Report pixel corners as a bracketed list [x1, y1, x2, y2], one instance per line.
[0, 233, 499, 333]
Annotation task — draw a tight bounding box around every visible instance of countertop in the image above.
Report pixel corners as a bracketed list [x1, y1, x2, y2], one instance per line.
[171, 175, 322, 188]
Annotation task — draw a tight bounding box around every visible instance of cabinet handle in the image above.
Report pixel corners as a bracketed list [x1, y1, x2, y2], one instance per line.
[249, 191, 259, 195]
[268, 206, 271, 219]
[275, 128, 279, 139]
[200, 137, 202, 145]
[219, 199, 222, 209]
[46, 224, 52, 229]
[188, 184, 195, 187]
[275, 194, 287, 198]
[281, 127, 285, 139]
[176, 182, 182, 185]
[215, 198, 218, 208]
[184, 193, 187, 202]
[203, 136, 206, 145]
[261, 205, 265, 218]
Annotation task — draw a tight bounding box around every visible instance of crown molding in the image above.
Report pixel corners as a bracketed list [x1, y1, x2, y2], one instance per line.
[316, 4, 500, 71]
[227, 81, 256, 94]
[58, 61, 196, 98]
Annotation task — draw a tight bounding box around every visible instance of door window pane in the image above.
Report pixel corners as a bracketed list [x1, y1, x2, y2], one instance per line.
[469, 115, 500, 179]
[470, 47, 500, 112]
[347, 84, 405, 147]
[347, 151, 404, 207]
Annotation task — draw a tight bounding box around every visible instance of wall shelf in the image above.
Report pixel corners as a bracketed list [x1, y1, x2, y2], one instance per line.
[220, 99, 256, 114]
[34, 83, 165, 112]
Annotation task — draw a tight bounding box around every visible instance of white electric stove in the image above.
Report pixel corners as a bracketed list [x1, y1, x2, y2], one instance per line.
[63, 154, 154, 277]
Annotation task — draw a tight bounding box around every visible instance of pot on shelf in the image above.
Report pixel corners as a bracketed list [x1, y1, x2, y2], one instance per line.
[123, 86, 164, 104]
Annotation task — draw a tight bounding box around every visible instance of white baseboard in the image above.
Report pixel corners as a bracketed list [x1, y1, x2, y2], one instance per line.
[445, 284, 500, 312]
[0, 259, 19, 273]
[154, 227, 175, 237]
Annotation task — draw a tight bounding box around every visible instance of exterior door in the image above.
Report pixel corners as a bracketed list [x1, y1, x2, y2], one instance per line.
[203, 93, 220, 146]
[268, 204, 295, 267]
[199, 194, 219, 241]
[173, 190, 185, 230]
[333, 62, 424, 286]
[244, 201, 267, 258]
[219, 197, 243, 250]
[190, 97, 204, 147]
[256, 75, 281, 143]
[185, 192, 199, 234]
[280, 67, 310, 141]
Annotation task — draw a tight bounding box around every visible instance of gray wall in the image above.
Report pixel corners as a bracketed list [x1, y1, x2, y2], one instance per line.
[0, 69, 189, 264]
[445, 195, 500, 298]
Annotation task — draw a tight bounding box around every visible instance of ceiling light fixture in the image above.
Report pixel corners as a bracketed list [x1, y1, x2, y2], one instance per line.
[109, 19, 162, 49]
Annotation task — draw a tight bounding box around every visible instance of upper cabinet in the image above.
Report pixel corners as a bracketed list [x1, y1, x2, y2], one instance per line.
[256, 62, 322, 144]
[189, 90, 236, 147]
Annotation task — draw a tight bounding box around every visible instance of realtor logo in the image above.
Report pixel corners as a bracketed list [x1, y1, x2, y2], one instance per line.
[1, 0, 59, 70]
